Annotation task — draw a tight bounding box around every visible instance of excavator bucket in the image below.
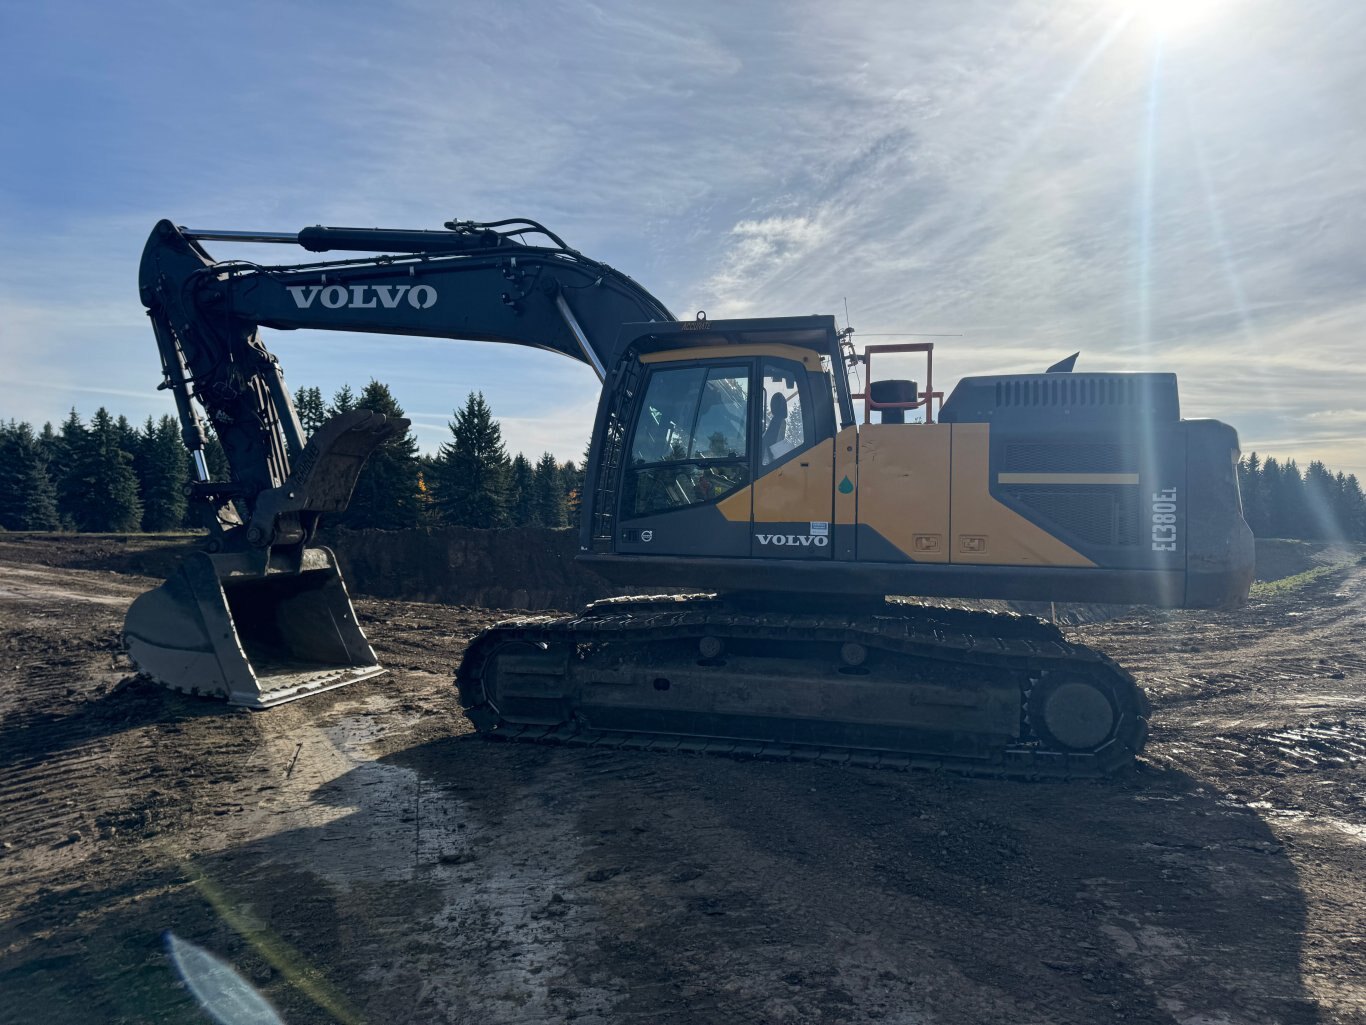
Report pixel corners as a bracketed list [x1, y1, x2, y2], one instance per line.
[122, 408, 406, 708]
[123, 546, 382, 709]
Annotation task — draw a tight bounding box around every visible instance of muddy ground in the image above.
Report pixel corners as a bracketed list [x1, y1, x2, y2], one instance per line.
[0, 535, 1363, 1025]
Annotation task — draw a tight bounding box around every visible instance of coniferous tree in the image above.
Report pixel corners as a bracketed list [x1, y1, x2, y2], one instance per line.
[573, 442, 594, 524]
[36, 421, 60, 465]
[139, 415, 190, 531]
[328, 384, 357, 417]
[532, 452, 566, 527]
[1238, 453, 1271, 537]
[416, 453, 441, 526]
[1342, 474, 1366, 541]
[1232, 455, 1366, 541]
[61, 407, 142, 531]
[1272, 460, 1307, 538]
[432, 392, 509, 527]
[132, 416, 157, 519]
[294, 386, 329, 437]
[55, 409, 88, 527]
[114, 414, 140, 460]
[339, 380, 421, 530]
[1258, 457, 1281, 537]
[0, 421, 61, 531]
[559, 458, 583, 527]
[507, 453, 536, 527]
[1302, 461, 1342, 540]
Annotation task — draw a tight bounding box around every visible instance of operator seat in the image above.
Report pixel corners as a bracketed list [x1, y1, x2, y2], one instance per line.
[762, 392, 788, 465]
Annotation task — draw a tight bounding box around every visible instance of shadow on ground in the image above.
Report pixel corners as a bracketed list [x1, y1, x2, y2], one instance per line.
[0, 735, 1322, 1025]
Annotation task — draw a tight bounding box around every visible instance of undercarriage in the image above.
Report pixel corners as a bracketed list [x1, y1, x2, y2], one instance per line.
[457, 596, 1149, 778]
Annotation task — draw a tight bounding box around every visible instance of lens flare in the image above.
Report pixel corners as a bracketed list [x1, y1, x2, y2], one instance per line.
[1131, 0, 1230, 36]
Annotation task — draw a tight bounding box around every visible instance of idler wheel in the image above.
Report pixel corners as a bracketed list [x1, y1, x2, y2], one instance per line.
[840, 642, 867, 667]
[1028, 675, 1118, 752]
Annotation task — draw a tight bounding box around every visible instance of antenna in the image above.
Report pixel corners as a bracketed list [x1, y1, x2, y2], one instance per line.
[842, 297, 852, 333]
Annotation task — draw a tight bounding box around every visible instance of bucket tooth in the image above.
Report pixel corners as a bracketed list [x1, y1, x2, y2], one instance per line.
[122, 546, 383, 709]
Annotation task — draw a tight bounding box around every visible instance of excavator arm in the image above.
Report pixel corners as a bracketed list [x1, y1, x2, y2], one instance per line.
[140, 217, 671, 553]
[128, 217, 672, 707]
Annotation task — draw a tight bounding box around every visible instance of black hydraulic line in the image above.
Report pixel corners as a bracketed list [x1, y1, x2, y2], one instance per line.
[445, 217, 573, 251]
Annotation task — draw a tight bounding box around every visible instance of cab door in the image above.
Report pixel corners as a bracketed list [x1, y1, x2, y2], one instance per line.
[750, 357, 835, 559]
[614, 361, 754, 557]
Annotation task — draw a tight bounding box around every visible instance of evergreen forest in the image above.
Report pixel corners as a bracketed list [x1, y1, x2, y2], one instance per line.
[0, 384, 582, 534]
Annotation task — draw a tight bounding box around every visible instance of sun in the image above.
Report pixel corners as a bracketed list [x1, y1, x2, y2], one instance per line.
[1130, 0, 1230, 36]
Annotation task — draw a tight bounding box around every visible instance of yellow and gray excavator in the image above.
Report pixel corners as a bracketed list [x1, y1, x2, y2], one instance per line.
[125, 216, 1254, 776]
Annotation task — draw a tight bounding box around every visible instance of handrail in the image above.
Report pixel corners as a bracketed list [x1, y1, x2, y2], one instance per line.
[850, 342, 943, 424]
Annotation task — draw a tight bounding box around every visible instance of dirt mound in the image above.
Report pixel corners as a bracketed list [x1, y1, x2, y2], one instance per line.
[0, 533, 199, 581]
[1254, 539, 1322, 582]
[1253, 538, 1366, 582]
[324, 526, 619, 611]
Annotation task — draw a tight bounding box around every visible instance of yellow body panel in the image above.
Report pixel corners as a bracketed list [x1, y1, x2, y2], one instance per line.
[716, 480, 752, 523]
[752, 438, 834, 524]
[833, 426, 858, 526]
[949, 423, 1093, 567]
[857, 424, 952, 562]
[707, 421, 1093, 569]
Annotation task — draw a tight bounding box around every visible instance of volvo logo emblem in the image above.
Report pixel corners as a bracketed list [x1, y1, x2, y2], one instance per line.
[286, 284, 438, 310]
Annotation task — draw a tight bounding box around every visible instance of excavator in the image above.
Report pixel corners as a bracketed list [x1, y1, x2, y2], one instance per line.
[124, 216, 1254, 776]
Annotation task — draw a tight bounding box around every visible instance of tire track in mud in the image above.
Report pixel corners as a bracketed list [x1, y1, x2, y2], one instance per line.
[0, 619, 146, 877]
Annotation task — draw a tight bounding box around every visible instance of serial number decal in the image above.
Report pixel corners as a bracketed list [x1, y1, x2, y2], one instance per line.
[1151, 487, 1178, 551]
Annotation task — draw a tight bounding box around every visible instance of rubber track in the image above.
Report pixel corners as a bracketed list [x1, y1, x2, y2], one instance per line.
[457, 596, 1150, 780]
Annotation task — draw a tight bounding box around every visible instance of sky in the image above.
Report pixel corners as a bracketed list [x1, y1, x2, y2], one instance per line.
[1, 0, 1363, 476]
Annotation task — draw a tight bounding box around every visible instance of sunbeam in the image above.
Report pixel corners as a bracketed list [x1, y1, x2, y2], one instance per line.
[1135, 43, 1164, 351]
[1178, 85, 1285, 415]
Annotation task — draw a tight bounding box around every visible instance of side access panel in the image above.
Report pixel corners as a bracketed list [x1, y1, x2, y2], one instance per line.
[949, 423, 1096, 568]
[856, 424, 952, 562]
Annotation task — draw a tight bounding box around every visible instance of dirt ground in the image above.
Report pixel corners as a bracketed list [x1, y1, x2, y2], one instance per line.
[1, 536, 1363, 1025]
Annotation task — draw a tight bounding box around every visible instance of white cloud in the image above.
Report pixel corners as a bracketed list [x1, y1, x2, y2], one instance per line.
[697, 215, 832, 315]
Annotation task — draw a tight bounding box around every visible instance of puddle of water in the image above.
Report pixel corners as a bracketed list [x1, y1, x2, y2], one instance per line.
[199, 691, 625, 1022]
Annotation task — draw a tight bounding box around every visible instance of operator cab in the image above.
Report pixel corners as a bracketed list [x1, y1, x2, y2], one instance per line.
[586, 316, 850, 561]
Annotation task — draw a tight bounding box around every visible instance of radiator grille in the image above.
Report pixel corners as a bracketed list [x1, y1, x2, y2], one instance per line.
[1001, 485, 1141, 547]
[993, 376, 1144, 408]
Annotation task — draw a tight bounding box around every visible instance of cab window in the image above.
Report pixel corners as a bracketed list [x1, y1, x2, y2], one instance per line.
[626, 364, 750, 517]
[760, 359, 812, 466]
[631, 366, 705, 464]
